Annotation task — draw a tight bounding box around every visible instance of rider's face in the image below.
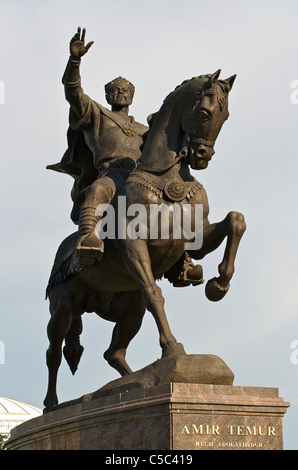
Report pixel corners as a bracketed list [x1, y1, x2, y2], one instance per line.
[109, 84, 132, 107]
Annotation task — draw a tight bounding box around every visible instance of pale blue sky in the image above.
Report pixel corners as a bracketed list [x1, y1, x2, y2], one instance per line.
[0, 0, 298, 449]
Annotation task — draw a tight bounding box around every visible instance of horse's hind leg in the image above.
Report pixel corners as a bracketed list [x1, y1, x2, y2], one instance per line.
[103, 290, 146, 376]
[43, 291, 73, 411]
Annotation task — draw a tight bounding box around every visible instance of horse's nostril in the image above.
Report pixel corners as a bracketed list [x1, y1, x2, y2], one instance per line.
[197, 147, 206, 156]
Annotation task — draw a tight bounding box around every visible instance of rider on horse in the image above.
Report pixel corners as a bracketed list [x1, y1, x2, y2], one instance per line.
[47, 27, 203, 286]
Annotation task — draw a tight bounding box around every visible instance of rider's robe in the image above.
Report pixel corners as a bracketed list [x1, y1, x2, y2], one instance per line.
[47, 99, 148, 224]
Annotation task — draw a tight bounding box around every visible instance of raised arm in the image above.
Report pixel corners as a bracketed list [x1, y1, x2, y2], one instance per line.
[62, 27, 94, 118]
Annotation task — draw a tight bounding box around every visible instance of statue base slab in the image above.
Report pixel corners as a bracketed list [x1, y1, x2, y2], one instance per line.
[6, 383, 289, 450]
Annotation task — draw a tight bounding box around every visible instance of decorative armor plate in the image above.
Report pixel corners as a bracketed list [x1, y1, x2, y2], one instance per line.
[164, 179, 188, 202]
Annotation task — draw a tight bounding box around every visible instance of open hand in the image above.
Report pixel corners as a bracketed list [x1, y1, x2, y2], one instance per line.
[70, 27, 94, 59]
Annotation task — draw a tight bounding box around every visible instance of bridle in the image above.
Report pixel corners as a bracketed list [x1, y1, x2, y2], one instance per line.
[178, 81, 229, 159]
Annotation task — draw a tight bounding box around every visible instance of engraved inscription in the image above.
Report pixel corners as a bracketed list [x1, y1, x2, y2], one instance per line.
[181, 423, 276, 437]
[195, 441, 263, 448]
[182, 424, 220, 435]
[228, 425, 276, 436]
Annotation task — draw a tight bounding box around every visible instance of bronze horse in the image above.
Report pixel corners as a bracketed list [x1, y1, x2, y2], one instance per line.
[43, 70, 246, 410]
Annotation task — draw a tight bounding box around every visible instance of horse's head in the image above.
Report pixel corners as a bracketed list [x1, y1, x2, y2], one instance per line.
[180, 70, 236, 170]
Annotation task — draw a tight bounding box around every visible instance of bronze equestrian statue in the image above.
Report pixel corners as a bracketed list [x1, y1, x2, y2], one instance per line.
[47, 27, 203, 286]
[44, 28, 246, 411]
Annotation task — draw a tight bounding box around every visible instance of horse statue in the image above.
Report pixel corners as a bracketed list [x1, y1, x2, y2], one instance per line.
[43, 69, 246, 411]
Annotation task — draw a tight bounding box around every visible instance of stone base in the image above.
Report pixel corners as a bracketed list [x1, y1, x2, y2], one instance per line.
[6, 383, 289, 450]
[51, 352, 235, 411]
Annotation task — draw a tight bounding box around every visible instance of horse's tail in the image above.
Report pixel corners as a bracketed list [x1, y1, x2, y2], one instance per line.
[46, 232, 81, 299]
[63, 317, 84, 375]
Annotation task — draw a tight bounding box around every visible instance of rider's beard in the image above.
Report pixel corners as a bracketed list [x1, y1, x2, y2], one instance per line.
[112, 93, 132, 107]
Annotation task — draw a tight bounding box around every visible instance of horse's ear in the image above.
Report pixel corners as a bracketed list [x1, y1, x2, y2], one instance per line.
[225, 74, 237, 91]
[209, 69, 221, 83]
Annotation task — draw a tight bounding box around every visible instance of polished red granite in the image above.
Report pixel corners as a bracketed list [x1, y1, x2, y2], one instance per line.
[6, 383, 289, 450]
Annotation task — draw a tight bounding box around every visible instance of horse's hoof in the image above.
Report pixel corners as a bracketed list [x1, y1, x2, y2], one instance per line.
[205, 277, 230, 302]
[43, 402, 58, 414]
[162, 342, 186, 358]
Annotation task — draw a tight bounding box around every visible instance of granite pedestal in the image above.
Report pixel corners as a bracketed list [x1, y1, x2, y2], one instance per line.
[5, 382, 289, 450]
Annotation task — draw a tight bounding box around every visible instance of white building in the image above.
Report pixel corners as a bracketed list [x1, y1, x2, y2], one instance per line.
[0, 397, 42, 437]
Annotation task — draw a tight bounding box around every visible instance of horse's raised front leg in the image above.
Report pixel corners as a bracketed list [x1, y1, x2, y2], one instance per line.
[189, 211, 246, 301]
[121, 239, 182, 356]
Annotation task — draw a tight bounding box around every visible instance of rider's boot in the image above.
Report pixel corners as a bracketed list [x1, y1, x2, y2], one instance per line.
[76, 198, 105, 265]
[164, 252, 204, 287]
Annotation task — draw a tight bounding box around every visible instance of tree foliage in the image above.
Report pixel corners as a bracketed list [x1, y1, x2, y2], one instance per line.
[0, 434, 8, 450]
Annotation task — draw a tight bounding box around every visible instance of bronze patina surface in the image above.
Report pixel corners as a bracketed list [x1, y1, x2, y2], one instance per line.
[44, 27, 245, 412]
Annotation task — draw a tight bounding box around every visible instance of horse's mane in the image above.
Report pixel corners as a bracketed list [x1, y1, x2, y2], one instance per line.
[143, 75, 210, 139]
[164, 74, 211, 102]
[144, 74, 229, 135]
[174, 74, 211, 90]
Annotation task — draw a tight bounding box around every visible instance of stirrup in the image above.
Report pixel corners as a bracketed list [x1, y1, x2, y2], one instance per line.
[76, 231, 104, 265]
